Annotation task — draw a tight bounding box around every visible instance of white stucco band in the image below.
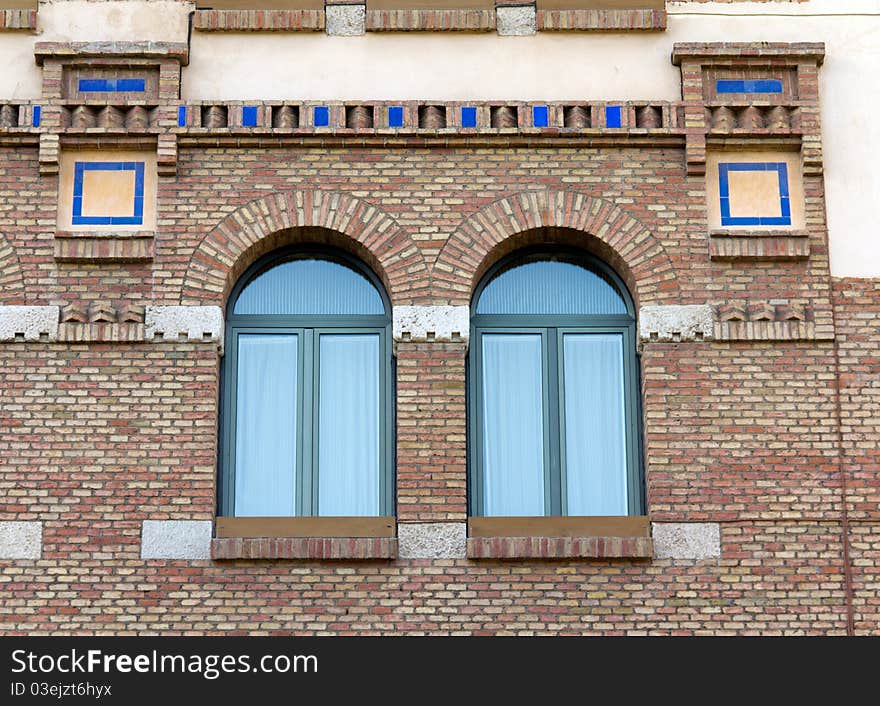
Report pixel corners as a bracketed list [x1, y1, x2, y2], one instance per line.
[393, 305, 469, 342]
[639, 305, 714, 342]
[398, 522, 467, 559]
[0, 521, 42, 559]
[497, 5, 537, 37]
[141, 520, 212, 560]
[145, 306, 224, 351]
[326, 5, 365, 36]
[652, 522, 721, 560]
[0, 306, 60, 342]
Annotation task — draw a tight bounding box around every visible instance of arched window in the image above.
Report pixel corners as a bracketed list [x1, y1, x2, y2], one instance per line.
[219, 246, 393, 518]
[469, 248, 643, 517]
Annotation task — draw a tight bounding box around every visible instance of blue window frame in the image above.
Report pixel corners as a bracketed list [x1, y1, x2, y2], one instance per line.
[469, 248, 644, 517]
[219, 247, 394, 518]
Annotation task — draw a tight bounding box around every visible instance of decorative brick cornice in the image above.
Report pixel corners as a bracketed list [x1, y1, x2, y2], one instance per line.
[672, 42, 826, 66]
[436, 189, 678, 306]
[182, 190, 430, 307]
[366, 9, 495, 31]
[537, 8, 665, 31]
[0, 9, 36, 32]
[34, 41, 191, 66]
[211, 537, 398, 560]
[466, 535, 653, 560]
[709, 230, 810, 261]
[193, 9, 325, 32]
[713, 301, 834, 341]
[54, 234, 155, 263]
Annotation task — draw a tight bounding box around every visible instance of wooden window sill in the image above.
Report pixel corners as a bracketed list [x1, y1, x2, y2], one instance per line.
[467, 516, 652, 560]
[212, 516, 397, 560]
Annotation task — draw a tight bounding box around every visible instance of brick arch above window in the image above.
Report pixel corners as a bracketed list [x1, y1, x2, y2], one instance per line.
[0, 233, 25, 304]
[433, 189, 680, 307]
[181, 190, 429, 307]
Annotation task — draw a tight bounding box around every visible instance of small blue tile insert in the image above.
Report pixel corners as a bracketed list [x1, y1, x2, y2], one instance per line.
[719, 162, 791, 227]
[461, 106, 477, 128]
[716, 79, 783, 94]
[605, 105, 622, 128]
[31, 105, 40, 127]
[388, 105, 404, 128]
[72, 161, 145, 226]
[242, 106, 258, 127]
[532, 105, 549, 128]
[78, 78, 146, 93]
[313, 106, 329, 127]
[177, 106, 187, 127]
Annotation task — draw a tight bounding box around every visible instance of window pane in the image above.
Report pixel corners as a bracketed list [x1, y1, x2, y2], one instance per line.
[562, 333, 628, 515]
[317, 333, 381, 516]
[234, 334, 298, 516]
[234, 258, 385, 316]
[481, 333, 545, 516]
[476, 260, 627, 315]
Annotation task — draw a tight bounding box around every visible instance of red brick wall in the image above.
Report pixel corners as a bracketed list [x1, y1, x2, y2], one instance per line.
[0, 139, 874, 635]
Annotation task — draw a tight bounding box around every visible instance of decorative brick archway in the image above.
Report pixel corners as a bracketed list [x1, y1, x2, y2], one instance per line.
[182, 189, 429, 306]
[434, 189, 679, 306]
[0, 233, 24, 304]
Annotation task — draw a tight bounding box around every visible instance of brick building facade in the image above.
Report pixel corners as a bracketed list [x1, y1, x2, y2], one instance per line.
[0, 0, 878, 635]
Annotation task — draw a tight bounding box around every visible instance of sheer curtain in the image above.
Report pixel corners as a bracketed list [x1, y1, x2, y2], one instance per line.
[481, 333, 545, 516]
[234, 334, 298, 516]
[562, 333, 628, 515]
[318, 333, 380, 516]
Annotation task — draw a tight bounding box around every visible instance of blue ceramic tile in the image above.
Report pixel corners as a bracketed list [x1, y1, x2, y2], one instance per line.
[242, 106, 258, 127]
[605, 105, 622, 128]
[178, 106, 187, 127]
[78, 78, 146, 92]
[461, 106, 477, 128]
[388, 106, 404, 128]
[31, 105, 40, 127]
[716, 79, 783, 94]
[533, 105, 549, 128]
[313, 106, 329, 127]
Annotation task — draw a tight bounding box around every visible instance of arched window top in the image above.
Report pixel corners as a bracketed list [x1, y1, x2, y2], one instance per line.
[474, 251, 630, 316]
[231, 251, 387, 316]
[476, 252, 630, 316]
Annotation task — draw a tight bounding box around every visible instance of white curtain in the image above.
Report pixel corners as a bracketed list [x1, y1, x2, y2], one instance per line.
[481, 333, 545, 516]
[234, 334, 298, 516]
[562, 333, 628, 515]
[318, 333, 380, 516]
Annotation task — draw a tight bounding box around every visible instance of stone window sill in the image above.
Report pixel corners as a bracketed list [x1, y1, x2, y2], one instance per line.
[466, 516, 652, 560]
[211, 516, 397, 560]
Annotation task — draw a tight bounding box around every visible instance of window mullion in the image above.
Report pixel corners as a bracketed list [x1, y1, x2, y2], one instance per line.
[298, 329, 315, 516]
[545, 328, 562, 516]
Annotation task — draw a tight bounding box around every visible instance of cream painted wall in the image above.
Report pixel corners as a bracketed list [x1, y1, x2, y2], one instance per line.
[0, 0, 876, 276]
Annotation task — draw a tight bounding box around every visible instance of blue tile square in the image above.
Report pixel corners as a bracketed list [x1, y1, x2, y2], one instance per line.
[32, 105, 40, 127]
[718, 162, 792, 227]
[461, 106, 477, 128]
[178, 106, 187, 127]
[242, 106, 258, 127]
[313, 106, 330, 127]
[605, 105, 622, 128]
[532, 105, 549, 128]
[388, 105, 404, 128]
[72, 161, 146, 226]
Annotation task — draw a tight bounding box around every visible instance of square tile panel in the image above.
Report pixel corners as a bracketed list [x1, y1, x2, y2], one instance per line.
[461, 106, 477, 128]
[72, 162, 145, 226]
[58, 150, 157, 231]
[719, 162, 791, 227]
[313, 106, 329, 127]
